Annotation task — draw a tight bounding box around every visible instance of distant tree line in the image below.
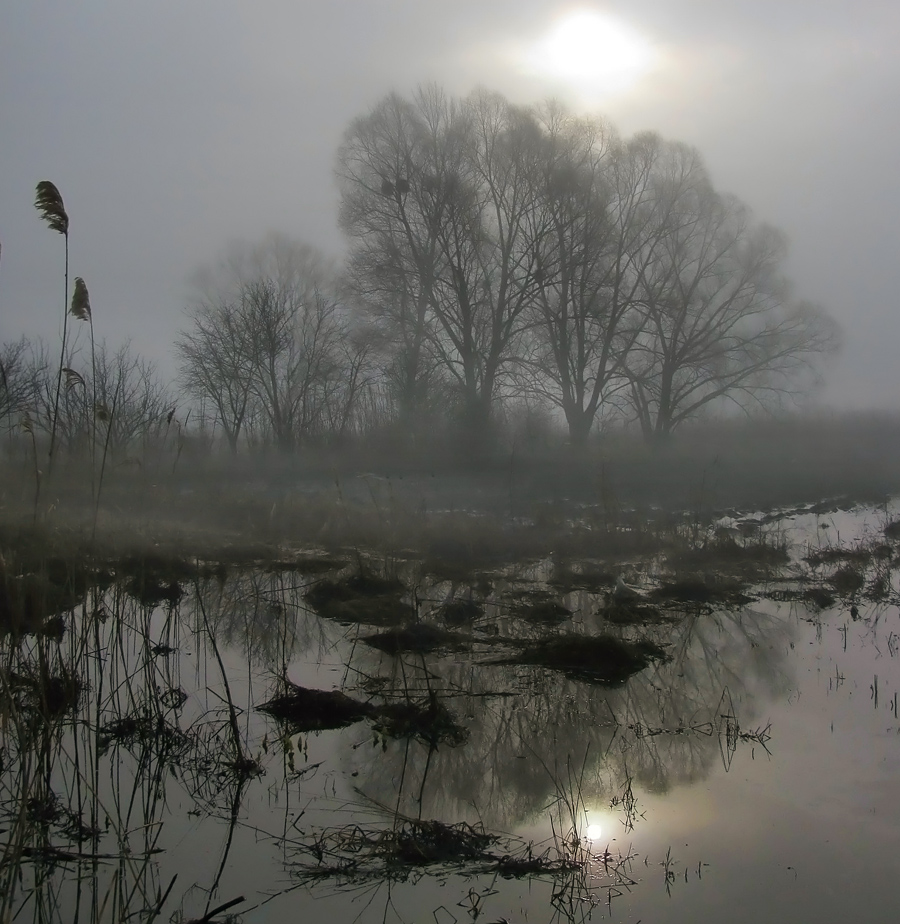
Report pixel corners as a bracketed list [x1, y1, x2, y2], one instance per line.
[1, 336, 175, 461]
[1, 87, 838, 461]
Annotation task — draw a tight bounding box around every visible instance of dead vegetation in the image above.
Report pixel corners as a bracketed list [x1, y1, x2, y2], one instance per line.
[291, 816, 582, 885]
[258, 682, 468, 747]
[649, 579, 753, 608]
[495, 634, 667, 685]
[304, 571, 414, 626]
[258, 683, 375, 731]
[667, 533, 789, 579]
[766, 586, 837, 609]
[362, 622, 468, 654]
[438, 598, 483, 625]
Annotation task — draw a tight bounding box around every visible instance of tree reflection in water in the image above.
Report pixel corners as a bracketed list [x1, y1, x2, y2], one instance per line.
[0, 546, 807, 923]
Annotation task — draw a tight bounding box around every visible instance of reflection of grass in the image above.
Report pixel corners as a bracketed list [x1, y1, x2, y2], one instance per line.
[372, 693, 468, 748]
[290, 816, 597, 884]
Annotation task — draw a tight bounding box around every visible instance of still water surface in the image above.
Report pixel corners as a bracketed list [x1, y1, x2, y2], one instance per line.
[2, 503, 898, 923]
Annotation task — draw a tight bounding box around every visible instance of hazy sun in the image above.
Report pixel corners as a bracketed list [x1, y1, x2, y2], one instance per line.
[527, 9, 656, 96]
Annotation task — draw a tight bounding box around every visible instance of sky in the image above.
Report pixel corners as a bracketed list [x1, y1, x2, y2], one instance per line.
[1, 0, 898, 410]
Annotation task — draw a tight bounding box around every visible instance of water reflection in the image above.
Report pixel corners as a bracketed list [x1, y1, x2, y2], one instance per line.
[0, 529, 875, 924]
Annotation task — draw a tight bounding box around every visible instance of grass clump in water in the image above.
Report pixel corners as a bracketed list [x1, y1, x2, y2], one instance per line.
[258, 682, 375, 731]
[669, 533, 788, 579]
[649, 578, 753, 608]
[601, 600, 669, 625]
[829, 565, 865, 595]
[511, 593, 572, 625]
[363, 622, 468, 654]
[439, 598, 483, 625]
[304, 570, 413, 626]
[372, 693, 468, 747]
[504, 634, 667, 685]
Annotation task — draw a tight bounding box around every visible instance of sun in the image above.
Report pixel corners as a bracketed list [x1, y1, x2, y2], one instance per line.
[527, 9, 656, 96]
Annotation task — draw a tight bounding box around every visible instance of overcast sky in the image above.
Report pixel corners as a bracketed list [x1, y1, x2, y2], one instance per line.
[2, 1, 898, 409]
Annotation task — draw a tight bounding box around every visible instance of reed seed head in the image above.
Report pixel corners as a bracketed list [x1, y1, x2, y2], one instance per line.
[34, 181, 69, 235]
[62, 367, 86, 390]
[71, 277, 91, 321]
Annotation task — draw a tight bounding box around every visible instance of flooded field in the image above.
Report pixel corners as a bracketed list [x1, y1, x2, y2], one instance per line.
[2, 500, 899, 923]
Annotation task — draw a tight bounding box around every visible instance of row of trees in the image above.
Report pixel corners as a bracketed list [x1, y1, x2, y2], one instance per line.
[2, 87, 839, 459]
[336, 87, 836, 445]
[1, 337, 175, 460]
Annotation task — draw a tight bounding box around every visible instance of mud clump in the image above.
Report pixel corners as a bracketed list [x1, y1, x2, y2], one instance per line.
[259, 683, 467, 746]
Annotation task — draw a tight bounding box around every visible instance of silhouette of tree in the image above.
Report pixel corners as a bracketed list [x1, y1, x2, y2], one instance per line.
[340, 89, 838, 446]
[178, 236, 373, 452]
[625, 142, 838, 438]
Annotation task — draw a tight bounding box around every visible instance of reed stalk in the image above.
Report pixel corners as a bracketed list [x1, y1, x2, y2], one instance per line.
[70, 277, 96, 500]
[34, 181, 70, 478]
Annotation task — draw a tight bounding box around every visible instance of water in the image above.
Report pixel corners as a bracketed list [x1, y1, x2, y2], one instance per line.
[2, 502, 898, 923]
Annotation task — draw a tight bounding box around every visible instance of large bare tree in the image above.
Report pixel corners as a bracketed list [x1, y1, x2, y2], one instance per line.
[339, 87, 549, 441]
[339, 87, 839, 447]
[625, 142, 838, 438]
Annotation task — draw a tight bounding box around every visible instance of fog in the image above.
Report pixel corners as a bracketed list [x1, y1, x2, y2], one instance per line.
[2, 1, 899, 412]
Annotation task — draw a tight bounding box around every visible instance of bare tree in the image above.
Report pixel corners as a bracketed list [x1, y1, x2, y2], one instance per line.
[626, 142, 839, 438]
[176, 297, 255, 453]
[0, 339, 44, 436]
[178, 236, 371, 452]
[339, 87, 839, 447]
[339, 87, 551, 443]
[339, 89, 465, 426]
[520, 117, 667, 447]
[91, 342, 172, 455]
